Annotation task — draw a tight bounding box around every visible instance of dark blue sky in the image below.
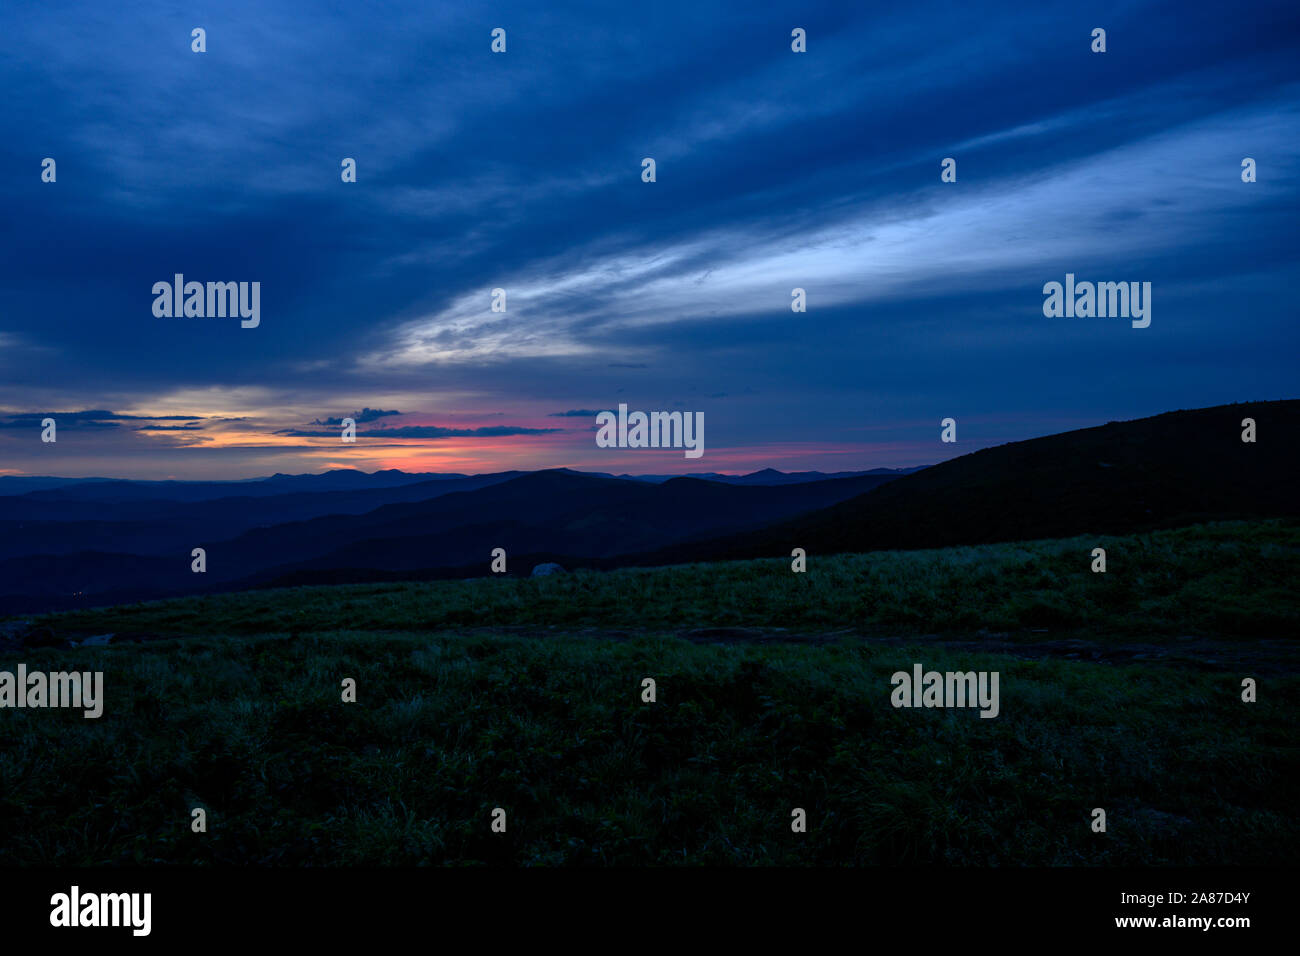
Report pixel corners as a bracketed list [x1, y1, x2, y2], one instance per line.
[1, 0, 1297, 478]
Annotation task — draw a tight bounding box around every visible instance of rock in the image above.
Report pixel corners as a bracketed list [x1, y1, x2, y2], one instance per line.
[531, 563, 566, 577]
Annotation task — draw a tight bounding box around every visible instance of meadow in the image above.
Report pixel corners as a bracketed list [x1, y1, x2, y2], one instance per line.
[1, 520, 1295, 865]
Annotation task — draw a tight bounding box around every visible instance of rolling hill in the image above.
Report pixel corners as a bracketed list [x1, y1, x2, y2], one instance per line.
[637, 400, 1300, 563]
[0, 469, 898, 612]
[1, 401, 1294, 613]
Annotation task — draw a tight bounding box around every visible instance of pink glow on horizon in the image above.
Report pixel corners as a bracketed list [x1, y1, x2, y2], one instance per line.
[352, 437, 949, 475]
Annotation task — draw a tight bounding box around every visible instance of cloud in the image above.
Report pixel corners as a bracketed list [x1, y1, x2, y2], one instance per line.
[0, 410, 201, 422]
[312, 408, 402, 426]
[0, 409, 206, 430]
[0, 418, 118, 430]
[0, 1, 1296, 480]
[274, 425, 563, 439]
[360, 93, 1299, 372]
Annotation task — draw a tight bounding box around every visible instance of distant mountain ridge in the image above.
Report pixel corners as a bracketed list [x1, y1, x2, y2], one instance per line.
[0, 468, 485, 501]
[0, 465, 914, 497]
[591, 467, 926, 485]
[0, 401, 1294, 615]
[0, 468, 900, 613]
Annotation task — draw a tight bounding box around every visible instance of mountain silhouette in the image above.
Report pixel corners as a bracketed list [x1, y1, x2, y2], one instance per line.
[632, 400, 1299, 563]
[0, 402, 1293, 615]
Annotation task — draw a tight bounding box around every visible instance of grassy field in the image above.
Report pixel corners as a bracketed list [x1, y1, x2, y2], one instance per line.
[0, 520, 1296, 865]
[29, 519, 1300, 641]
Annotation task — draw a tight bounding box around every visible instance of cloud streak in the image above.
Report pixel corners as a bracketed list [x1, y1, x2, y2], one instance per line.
[0, 0, 1296, 478]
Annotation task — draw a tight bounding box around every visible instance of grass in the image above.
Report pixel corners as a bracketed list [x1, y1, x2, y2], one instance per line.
[0, 520, 1296, 865]
[27, 519, 1300, 641]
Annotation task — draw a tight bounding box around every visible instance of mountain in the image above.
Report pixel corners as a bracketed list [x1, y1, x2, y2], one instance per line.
[0, 472, 527, 557]
[632, 400, 1300, 563]
[2, 402, 1292, 616]
[598, 467, 924, 484]
[0, 469, 899, 612]
[207, 470, 898, 583]
[0, 476, 122, 494]
[0, 468, 468, 504]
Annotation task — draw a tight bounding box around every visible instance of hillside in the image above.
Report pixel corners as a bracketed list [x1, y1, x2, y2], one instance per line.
[0, 469, 896, 613]
[2, 400, 1295, 615]
[22, 519, 1299, 643]
[641, 400, 1300, 563]
[2, 521, 1295, 867]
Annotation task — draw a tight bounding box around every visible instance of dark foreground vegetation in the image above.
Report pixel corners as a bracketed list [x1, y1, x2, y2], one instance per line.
[0, 520, 1295, 865]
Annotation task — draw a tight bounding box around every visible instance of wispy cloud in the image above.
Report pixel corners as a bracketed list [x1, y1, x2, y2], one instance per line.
[0, 0, 1295, 478]
[274, 425, 563, 439]
[311, 408, 402, 426]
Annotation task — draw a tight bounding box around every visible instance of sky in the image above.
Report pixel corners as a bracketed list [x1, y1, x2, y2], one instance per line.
[0, 0, 1297, 479]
